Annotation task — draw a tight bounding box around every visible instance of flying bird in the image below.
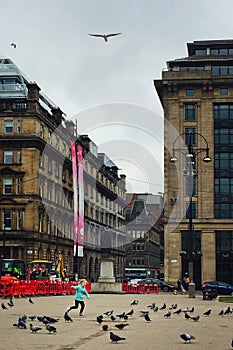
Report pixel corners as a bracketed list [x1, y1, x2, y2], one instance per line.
[46, 324, 57, 333]
[180, 333, 195, 343]
[126, 309, 134, 316]
[110, 331, 126, 343]
[88, 33, 121, 42]
[30, 323, 42, 333]
[64, 311, 73, 322]
[143, 313, 151, 322]
[11, 43, 16, 49]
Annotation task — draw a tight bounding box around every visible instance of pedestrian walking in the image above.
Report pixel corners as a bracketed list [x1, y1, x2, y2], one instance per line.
[66, 279, 90, 316]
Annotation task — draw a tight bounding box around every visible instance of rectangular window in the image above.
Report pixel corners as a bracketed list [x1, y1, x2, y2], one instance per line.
[40, 124, 44, 138]
[185, 104, 196, 120]
[220, 88, 228, 96]
[4, 150, 13, 164]
[39, 213, 43, 233]
[48, 131, 52, 144]
[195, 49, 207, 56]
[48, 159, 52, 173]
[16, 150, 21, 164]
[17, 120, 21, 133]
[3, 178, 12, 194]
[185, 128, 196, 145]
[5, 120, 13, 133]
[186, 89, 195, 97]
[40, 153, 44, 168]
[186, 202, 197, 219]
[55, 164, 59, 177]
[16, 178, 21, 194]
[17, 211, 22, 230]
[3, 210, 11, 230]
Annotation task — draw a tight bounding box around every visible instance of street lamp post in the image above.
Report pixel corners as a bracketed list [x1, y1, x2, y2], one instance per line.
[170, 132, 212, 284]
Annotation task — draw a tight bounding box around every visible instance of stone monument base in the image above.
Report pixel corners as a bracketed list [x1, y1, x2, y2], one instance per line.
[91, 282, 124, 293]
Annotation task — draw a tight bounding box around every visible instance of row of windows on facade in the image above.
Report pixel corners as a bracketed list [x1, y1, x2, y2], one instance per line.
[1, 120, 70, 158]
[184, 88, 229, 97]
[194, 48, 233, 56]
[178, 66, 233, 76]
[40, 153, 125, 199]
[184, 103, 233, 122]
[1, 210, 119, 247]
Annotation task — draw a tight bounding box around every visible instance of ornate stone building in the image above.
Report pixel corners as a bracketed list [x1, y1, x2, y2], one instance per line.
[0, 57, 126, 281]
[155, 40, 233, 287]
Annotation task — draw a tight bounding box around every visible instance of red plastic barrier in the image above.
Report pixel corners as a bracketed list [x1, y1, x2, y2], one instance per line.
[0, 279, 91, 297]
[122, 282, 160, 294]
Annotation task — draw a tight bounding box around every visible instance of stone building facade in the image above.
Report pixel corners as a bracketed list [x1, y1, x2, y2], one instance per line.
[155, 40, 233, 287]
[0, 57, 126, 281]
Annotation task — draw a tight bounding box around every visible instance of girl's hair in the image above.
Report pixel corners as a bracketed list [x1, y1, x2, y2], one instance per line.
[78, 279, 87, 285]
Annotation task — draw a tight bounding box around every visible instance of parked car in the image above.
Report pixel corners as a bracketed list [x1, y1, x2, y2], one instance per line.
[202, 281, 233, 296]
[137, 278, 175, 292]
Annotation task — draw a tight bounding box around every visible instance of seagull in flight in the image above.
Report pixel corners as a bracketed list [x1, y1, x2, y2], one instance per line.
[11, 43, 17, 49]
[88, 33, 121, 42]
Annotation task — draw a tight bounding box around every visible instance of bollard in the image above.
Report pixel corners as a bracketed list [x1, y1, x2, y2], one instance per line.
[188, 282, 196, 298]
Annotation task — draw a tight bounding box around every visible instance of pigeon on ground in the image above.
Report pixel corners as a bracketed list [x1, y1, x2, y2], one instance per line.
[185, 312, 191, 320]
[160, 303, 166, 310]
[110, 332, 126, 343]
[218, 309, 224, 316]
[30, 323, 42, 333]
[13, 318, 27, 329]
[147, 302, 155, 309]
[130, 300, 139, 305]
[29, 315, 37, 321]
[153, 306, 159, 312]
[123, 314, 128, 321]
[21, 315, 27, 322]
[104, 310, 114, 316]
[164, 311, 171, 318]
[203, 309, 211, 316]
[1, 303, 7, 310]
[44, 316, 58, 323]
[64, 311, 73, 322]
[102, 324, 108, 331]
[173, 308, 182, 315]
[115, 323, 129, 330]
[191, 315, 200, 322]
[46, 324, 57, 333]
[88, 33, 122, 42]
[116, 312, 125, 319]
[180, 333, 195, 343]
[110, 315, 117, 321]
[8, 300, 14, 307]
[231, 339, 233, 348]
[29, 297, 34, 304]
[97, 315, 104, 324]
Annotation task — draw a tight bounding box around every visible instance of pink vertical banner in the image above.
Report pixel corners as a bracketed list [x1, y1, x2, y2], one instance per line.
[71, 141, 78, 257]
[78, 146, 84, 257]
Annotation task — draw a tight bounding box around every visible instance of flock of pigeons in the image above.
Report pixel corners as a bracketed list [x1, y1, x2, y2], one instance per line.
[2, 295, 233, 346]
[94, 298, 233, 345]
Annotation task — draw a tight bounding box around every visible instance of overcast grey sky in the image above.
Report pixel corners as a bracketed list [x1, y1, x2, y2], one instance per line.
[2, 0, 233, 193]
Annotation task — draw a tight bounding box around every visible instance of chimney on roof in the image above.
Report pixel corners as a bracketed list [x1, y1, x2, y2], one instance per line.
[28, 82, 40, 101]
[52, 107, 63, 124]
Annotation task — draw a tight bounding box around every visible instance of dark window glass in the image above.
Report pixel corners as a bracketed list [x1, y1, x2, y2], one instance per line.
[185, 104, 196, 120]
[186, 89, 195, 97]
[220, 88, 228, 96]
[195, 49, 207, 56]
[185, 128, 196, 145]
